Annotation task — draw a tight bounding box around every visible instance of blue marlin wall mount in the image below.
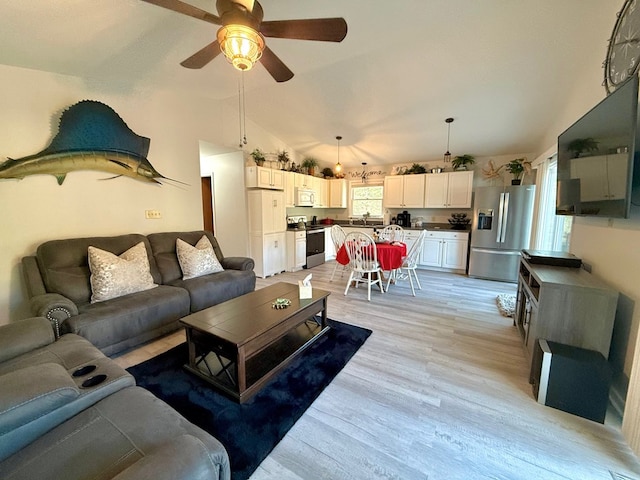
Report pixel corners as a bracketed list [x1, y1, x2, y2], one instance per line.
[0, 100, 183, 186]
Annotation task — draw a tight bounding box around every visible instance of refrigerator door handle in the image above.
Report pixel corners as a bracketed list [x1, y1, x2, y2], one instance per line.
[470, 248, 522, 256]
[496, 193, 505, 243]
[501, 192, 510, 243]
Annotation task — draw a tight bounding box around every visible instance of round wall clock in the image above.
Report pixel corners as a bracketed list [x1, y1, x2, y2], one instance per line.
[605, 0, 640, 94]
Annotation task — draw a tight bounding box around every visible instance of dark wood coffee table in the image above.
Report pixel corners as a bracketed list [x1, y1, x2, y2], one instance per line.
[180, 282, 330, 403]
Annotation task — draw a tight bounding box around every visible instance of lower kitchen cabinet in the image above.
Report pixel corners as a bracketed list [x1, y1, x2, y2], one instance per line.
[324, 227, 336, 260]
[286, 230, 306, 272]
[420, 231, 468, 272]
[250, 232, 286, 278]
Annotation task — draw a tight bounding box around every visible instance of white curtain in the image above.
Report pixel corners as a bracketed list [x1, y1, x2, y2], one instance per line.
[533, 154, 572, 251]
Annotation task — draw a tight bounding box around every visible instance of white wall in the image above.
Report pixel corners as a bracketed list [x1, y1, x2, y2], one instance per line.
[200, 150, 250, 257]
[0, 64, 292, 324]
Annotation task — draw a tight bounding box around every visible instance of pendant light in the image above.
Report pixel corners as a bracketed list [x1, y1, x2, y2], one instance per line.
[361, 162, 367, 183]
[334, 135, 343, 177]
[443, 117, 454, 163]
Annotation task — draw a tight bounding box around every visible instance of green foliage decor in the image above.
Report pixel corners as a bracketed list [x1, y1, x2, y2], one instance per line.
[452, 154, 475, 170]
[505, 158, 526, 179]
[250, 148, 266, 166]
[404, 163, 427, 174]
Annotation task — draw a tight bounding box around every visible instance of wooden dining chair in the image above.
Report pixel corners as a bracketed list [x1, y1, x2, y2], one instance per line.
[387, 229, 426, 296]
[330, 224, 347, 282]
[343, 232, 384, 301]
[379, 224, 405, 243]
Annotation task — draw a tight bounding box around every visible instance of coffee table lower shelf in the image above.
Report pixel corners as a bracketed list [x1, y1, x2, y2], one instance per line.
[185, 318, 329, 402]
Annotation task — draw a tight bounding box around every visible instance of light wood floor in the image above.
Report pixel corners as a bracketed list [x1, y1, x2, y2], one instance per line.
[114, 262, 640, 480]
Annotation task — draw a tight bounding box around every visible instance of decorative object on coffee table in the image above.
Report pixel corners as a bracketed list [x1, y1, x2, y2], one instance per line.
[272, 298, 291, 309]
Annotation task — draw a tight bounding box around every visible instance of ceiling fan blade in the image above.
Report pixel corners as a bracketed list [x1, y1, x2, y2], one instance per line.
[180, 40, 222, 69]
[260, 18, 347, 42]
[140, 0, 221, 25]
[260, 46, 294, 82]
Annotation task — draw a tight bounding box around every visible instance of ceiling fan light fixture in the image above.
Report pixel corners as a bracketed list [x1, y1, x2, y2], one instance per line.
[217, 24, 264, 71]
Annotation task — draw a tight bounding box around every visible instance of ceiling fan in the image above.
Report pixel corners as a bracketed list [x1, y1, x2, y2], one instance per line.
[141, 0, 348, 82]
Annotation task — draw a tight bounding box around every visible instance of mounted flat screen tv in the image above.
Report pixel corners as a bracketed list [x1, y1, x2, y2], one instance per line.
[557, 75, 640, 218]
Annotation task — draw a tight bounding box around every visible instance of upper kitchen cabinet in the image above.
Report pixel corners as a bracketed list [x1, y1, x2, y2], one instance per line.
[383, 174, 425, 208]
[311, 176, 328, 207]
[294, 172, 313, 189]
[329, 179, 348, 208]
[247, 189, 286, 234]
[284, 171, 296, 207]
[424, 171, 473, 208]
[246, 166, 285, 190]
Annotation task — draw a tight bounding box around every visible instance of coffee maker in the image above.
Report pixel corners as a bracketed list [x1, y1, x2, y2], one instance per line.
[396, 211, 411, 227]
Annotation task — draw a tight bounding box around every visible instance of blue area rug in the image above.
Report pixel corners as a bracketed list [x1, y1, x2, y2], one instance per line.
[127, 319, 371, 480]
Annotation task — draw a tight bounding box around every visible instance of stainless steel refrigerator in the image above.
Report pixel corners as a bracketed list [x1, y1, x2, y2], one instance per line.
[468, 185, 536, 282]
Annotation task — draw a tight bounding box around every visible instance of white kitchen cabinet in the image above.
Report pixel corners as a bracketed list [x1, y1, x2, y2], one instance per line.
[403, 230, 422, 256]
[324, 226, 336, 260]
[247, 190, 286, 234]
[245, 166, 285, 190]
[329, 179, 347, 208]
[284, 171, 296, 207]
[383, 174, 425, 208]
[251, 232, 286, 278]
[247, 190, 286, 277]
[424, 171, 473, 208]
[286, 230, 306, 272]
[311, 176, 328, 207]
[294, 172, 313, 189]
[569, 153, 628, 202]
[420, 230, 468, 272]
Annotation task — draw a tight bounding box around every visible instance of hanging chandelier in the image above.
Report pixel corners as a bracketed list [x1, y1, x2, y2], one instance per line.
[217, 24, 265, 72]
[335, 135, 343, 177]
[443, 117, 454, 163]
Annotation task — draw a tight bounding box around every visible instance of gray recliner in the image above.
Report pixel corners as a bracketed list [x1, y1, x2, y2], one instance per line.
[0, 317, 135, 460]
[0, 317, 231, 480]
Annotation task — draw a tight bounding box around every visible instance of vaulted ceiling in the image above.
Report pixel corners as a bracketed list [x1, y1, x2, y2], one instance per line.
[0, 0, 621, 167]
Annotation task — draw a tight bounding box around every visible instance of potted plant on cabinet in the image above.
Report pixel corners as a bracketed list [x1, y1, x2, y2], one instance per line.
[452, 154, 475, 171]
[250, 148, 266, 166]
[505, 158, 526, 185]
[321, 167, 335, 178]
[277, 150, 290, 170]
[301, 157, 319, 176]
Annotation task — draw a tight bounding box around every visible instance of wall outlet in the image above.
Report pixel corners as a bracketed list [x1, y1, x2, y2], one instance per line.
[145, 210, 161, 219]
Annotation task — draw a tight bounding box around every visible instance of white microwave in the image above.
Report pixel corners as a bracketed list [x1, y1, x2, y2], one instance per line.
[295, 188, 315, 207]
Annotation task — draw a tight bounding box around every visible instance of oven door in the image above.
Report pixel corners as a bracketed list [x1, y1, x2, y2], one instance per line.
[305, 229, 325, 268]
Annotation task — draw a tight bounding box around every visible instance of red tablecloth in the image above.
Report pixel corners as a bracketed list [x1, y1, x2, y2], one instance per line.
[336, 242, 407, 271]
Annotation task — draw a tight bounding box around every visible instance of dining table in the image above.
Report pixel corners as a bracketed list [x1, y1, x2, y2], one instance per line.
[336, 241, 407, 271]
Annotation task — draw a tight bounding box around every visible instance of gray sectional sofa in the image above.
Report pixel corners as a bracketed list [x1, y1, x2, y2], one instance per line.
[0, 316, 230, 480]
[22, 231, 256, 356]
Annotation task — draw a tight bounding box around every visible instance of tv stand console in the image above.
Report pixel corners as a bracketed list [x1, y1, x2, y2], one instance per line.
[515, 258, 618, 381]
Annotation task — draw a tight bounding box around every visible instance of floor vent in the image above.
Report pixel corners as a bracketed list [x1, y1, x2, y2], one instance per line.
[610, 471, 637, 480]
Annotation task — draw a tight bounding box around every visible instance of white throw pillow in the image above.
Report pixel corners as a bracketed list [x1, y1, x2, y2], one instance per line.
[88, 242, 157, 303]
[176, 235, 224, 280]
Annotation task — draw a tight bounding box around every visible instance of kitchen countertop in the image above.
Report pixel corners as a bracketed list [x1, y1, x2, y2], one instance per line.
[326, 221, 471, 232]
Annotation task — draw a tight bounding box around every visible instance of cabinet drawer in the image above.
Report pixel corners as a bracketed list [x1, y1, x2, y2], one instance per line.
[425, 230, 468, 240]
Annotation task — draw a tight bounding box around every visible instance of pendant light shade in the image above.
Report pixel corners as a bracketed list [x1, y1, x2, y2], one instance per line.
[444, 117, 454, 163]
